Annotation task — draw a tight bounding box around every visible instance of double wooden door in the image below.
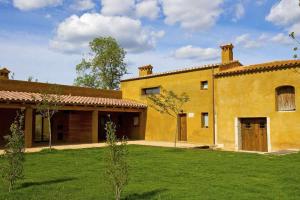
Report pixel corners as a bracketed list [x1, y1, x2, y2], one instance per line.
[241, 118, 267, 152]
[178, 114, 187, 141]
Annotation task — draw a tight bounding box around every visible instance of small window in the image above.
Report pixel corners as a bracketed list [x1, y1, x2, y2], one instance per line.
[276, 86, 296, 111]
[201, 113, 209, 128]
[133, 116, 139, 127]
[201, 81, 208, 90]
[142, 87, 160, 95]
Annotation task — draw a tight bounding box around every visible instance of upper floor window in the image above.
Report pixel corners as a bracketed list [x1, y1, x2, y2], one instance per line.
[201, 81, 208, 90]
[276, 86, 296, 111]
[142, 87, 160, 95]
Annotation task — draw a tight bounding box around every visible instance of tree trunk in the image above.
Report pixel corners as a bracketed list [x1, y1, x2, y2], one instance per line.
[48, 110, 52, 150]
[175, 115, 179, 148]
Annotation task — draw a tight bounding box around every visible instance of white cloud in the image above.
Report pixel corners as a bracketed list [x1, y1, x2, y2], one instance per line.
[174, 45, 219, 60]
[232, 2, 245, 22]
[70, 0, 95, 11]
[235, 34, 261, 49]
[161, 0, 224, 30]
[256, 0, 267, 6]
[50, 13, 164, 54]
[270, 33, 293, 45]
[136, 0, 160, 20]
[13, 0, 63, 11]
[101, 0, 135, 16]
[266, 0, 300, 26]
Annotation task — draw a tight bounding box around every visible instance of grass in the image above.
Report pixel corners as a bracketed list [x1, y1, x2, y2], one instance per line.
[1, 145, 300, 200]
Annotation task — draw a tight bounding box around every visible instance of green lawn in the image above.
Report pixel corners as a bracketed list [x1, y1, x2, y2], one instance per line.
[1, 145, 300, 200]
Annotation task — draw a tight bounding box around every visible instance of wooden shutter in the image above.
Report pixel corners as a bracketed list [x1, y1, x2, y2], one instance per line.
[277, 86, 295, 111]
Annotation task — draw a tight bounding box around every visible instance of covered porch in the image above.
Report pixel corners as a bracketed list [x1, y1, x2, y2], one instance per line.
[0, 91, 147, 149]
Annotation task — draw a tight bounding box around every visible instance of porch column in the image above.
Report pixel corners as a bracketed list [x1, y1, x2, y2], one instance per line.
[24, 107, 33, 148]
[92, 110, 98, 143]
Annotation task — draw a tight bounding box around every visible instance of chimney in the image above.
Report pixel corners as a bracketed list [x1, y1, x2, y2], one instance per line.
[220, 43, 234, 64]
[0, 68, 10, 80]
[138, 65, 153, 77]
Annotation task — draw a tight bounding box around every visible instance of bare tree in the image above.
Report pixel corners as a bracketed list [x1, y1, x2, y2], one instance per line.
[289, 32, 300, 59]
[147, 87, 189, 147]
[32, 86, 63, 150]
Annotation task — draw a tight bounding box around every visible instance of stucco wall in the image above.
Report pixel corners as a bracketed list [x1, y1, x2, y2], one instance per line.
[215, 68, 300, 151]
[121, 68, 215, 145]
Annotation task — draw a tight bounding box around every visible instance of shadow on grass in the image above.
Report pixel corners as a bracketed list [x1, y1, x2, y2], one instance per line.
[19, 177, 77, 189]
[123, 188, 168, 200]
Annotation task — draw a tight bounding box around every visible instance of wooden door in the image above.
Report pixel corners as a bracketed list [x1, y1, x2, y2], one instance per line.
[178, 114, 187, 141]
[241, 118, 267, 152]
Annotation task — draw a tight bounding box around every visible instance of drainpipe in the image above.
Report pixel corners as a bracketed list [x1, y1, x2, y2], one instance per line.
[211, 65, 216, 146]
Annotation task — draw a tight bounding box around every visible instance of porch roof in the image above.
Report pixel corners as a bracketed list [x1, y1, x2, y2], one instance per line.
[0, 90, 147, 109]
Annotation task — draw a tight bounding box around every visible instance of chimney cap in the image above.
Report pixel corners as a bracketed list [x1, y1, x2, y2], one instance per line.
[220, 43, 234, 49]
[0, 67, 10, 73]
[138, 64, 153, 70]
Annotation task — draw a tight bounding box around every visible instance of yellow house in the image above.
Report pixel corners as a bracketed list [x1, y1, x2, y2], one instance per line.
[1, 44, 300, 153]
[121, 44, 300, 152]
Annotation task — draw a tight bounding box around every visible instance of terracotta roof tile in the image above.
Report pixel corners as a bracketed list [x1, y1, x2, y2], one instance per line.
[121, 61, 242, 82]
[0, 90, 147, 108]
[215, 60, 300, 77]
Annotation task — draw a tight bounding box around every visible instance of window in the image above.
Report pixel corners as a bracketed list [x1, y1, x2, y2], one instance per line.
[34, 114, 50, 142]
[276, 86, 296, 111]
[201, 113, 209, 128]
[133, 116, 139, 126]
[201, 81, 208, 90]
[142, 87, 160, 95]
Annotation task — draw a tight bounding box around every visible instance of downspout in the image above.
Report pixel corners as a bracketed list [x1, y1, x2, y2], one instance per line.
[212, 65, 216, 146]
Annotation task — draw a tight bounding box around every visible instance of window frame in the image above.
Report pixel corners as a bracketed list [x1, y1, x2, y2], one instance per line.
[201, 81, 208, 90]
[201, 112, 209, 128]
[275, 85, 296, 112]
[141, 86, 160, 95]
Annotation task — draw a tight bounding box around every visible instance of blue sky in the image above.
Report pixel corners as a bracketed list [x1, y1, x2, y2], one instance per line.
[0, 0, 299, 84]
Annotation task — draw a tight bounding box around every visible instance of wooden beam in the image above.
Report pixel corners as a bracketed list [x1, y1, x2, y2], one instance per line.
[0, 102, 145, 112]
[92, 110, 98, 143]
[24, 107, 33, 148]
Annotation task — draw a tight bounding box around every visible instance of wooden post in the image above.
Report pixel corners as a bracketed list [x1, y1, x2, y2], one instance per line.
[92, 110, 98, 143]
[24, 107, 33, 148]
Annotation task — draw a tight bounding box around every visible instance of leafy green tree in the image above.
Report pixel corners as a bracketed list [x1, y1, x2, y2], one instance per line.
[104, 118, 128, 200]
[147, 87, 190, 147]
[75, 37, 127, 90]
[33, 86, 63, 150]
[1, 111, 25, 192]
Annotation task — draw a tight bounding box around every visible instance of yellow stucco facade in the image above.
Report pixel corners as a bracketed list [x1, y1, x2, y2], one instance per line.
[121, 44, 300, 152]
[121, 67, 215, 145]
[215, 67, 300, 152]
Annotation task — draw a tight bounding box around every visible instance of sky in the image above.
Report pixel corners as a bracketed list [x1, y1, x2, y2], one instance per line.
[0, 0, 299, 84]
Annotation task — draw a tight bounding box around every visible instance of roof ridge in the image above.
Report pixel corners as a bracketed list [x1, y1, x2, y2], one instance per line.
[122, 60, 241, 82]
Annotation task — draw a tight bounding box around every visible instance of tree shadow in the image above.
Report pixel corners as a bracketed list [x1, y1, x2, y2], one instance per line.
[19, 177, 77, 189]
[123, 188, 168, 200]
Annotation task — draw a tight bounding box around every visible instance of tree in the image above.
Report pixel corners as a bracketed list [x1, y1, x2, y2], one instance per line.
[74, 37, 127, 90]
[1, 111, 25, 192]
[104, 118, 128, 200]
[33, 86, 63, 150]
[147, 87, 190, 147]
[289, 32, 300, 59]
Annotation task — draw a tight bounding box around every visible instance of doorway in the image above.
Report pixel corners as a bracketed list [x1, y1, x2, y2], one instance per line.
[178, 113, 187, 141]
[240, 118, 267, 152]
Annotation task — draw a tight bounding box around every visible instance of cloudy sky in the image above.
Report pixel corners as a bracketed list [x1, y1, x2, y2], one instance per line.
[0, 0, 299, 84]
